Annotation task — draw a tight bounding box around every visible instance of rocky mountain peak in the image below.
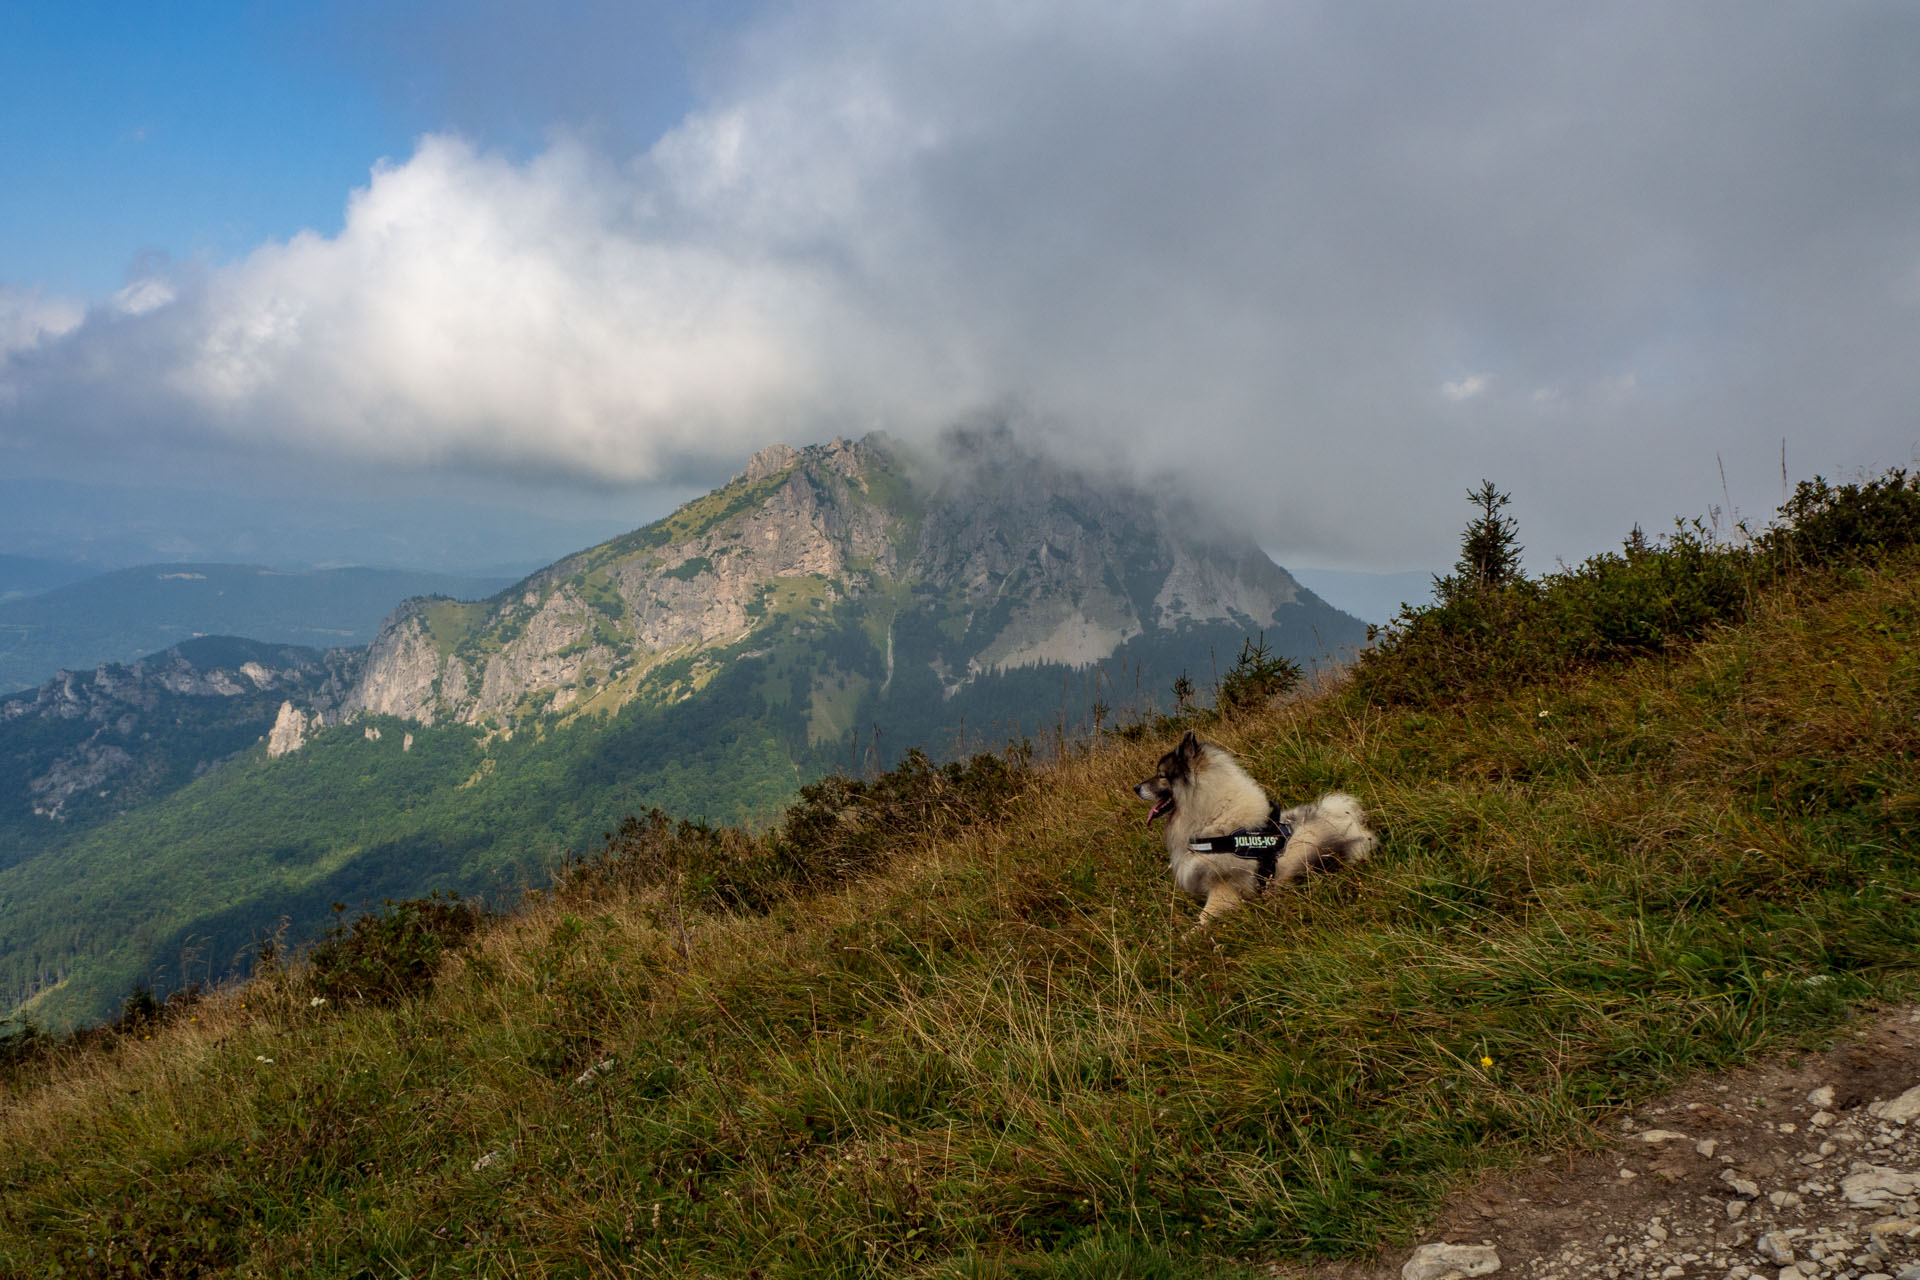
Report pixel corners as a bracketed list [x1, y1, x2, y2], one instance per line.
[744, 442, 801, 482]
[313, 428, 1351, 742]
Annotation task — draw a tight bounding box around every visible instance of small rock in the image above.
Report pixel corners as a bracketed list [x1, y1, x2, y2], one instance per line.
[471, 1148, 512, 1172]
[1769, 1190, 1803, 1209]
[1648, 1222, 1669, 1242]
[1619, 1168, 1639, 1182]
[573, 1057, 615, 1086]
[1845, 1168, 1920, 1208]
[1729, 1200, 1749, 1220]
[1870, 1086, 1920, 1123]
[1756, 1232, 1796, 1264]
[1811, 1110, 1836, 1128]
[1638, 1128, 1692, 1145]
[1898, 1266, 1920, 1280]
[1698, 1137, 1720, 1157]
[1808, 1086, 1837, 1108]
[1401, 1242, 1502, 1280]
[1723, 1171, 1763, 1198]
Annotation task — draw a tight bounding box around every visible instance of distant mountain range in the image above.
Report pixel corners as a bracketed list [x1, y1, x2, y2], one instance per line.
[0, 429, 1365, 1027]
[0, 563, 513, 694]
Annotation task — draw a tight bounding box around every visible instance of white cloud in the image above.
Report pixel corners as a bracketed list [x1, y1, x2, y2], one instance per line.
[7, 2, 1920, 569]
[0, 287, 84, 356]
[113, 277, 175, 316]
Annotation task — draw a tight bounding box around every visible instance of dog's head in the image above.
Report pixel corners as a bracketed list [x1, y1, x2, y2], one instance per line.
[1134, 730, 1202, 826]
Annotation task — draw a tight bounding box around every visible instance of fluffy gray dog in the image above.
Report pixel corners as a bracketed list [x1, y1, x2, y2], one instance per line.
[1134, 731, 1375, 926]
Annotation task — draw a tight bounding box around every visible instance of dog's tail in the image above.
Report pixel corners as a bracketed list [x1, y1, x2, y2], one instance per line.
[1313, 792, 1375, 860]
[1273, 792, 1377, 881]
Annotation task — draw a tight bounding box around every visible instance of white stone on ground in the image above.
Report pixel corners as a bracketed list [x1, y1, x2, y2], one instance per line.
[1401, 1242, 1501, 1279]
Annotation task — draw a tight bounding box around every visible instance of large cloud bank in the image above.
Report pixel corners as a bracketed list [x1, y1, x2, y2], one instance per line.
[6, 2, 1920, 565]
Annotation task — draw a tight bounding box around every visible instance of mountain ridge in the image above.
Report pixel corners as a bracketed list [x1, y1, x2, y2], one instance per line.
[297, 430, 1350, 740]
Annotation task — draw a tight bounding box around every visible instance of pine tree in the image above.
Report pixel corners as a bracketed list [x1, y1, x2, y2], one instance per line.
[1455, 480, 1523, 590]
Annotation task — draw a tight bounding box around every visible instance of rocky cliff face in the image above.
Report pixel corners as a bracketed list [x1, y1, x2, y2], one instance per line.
[905, 429, 1306, 675]
[0, 637, 359, 823]
[311, 430, 1347, 740]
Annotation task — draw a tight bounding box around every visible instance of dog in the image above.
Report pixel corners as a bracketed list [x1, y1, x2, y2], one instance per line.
[1134, 731, 1375, 926]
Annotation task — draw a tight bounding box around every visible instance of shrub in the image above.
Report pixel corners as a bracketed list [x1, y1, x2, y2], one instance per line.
[554, 810, 776, 913]
[1353, 468, 1920, 707]
[306, 893, 488, 1006]
[770, 744, 1033, 891]
[108, 981, 206, 1038]
[555, 742, 1035, 916]
[1546, 520, 1749, 658]
[0, 1017, 51, 1077]
[1764, 470, 1920, 567]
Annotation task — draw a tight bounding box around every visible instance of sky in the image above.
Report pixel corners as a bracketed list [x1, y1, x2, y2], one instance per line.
[2, 1, 1918, 576]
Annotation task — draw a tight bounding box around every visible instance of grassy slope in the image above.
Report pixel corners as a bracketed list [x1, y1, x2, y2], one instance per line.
[3, 555, 1918, 1277]
[2, 606, 1350, 1031]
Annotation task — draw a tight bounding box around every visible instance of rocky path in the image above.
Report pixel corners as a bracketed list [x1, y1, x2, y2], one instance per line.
[1301, 1005, 1920, 1280]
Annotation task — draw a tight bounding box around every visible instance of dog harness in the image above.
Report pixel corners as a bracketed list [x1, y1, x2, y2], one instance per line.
[1186, 803, 1294, 888]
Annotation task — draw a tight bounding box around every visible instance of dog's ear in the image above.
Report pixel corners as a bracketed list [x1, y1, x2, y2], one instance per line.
[1176, 730, 1200, 761]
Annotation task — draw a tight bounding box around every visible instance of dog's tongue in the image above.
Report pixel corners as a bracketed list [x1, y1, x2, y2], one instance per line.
[1145, 797, 1172, 827]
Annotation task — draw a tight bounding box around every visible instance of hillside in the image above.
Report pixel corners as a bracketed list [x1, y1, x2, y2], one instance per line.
[0, 563, 513, 694]
[0, 430, 1362, 1029]
[0, 554, 96, 604]
[1, 474, 1916, 1277]
[0, 636, 360, 870]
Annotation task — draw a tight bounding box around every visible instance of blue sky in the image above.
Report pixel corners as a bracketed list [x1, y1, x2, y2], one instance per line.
[0, 1, 736, 295]
[2, 2, 1918, 575]
[0, 3, 400, 294]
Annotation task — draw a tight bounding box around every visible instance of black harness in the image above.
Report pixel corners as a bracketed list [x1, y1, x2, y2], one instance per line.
[1186, 802, 1294, 888]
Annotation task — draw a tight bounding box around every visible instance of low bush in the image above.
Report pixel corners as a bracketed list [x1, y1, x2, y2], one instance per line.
[553, 809, 776, 912]
[1354, 469, 1920, 706]
[555, 742, 1035, 914]
[1764, 470, 1920, 567]
[0, 1018, 50, 1076]
[305, 892, 488, 1006]
[768, 744, 1033, 891]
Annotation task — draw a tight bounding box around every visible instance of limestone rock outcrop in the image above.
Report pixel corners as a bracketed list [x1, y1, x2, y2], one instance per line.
[307, 429, 1354, 740]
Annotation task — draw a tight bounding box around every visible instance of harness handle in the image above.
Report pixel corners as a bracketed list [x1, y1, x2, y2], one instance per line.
[1186, 803, 1293, 887]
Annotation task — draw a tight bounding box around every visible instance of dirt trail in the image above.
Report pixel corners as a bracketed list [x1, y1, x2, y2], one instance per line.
[1299, 1004, 1920, 1280]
